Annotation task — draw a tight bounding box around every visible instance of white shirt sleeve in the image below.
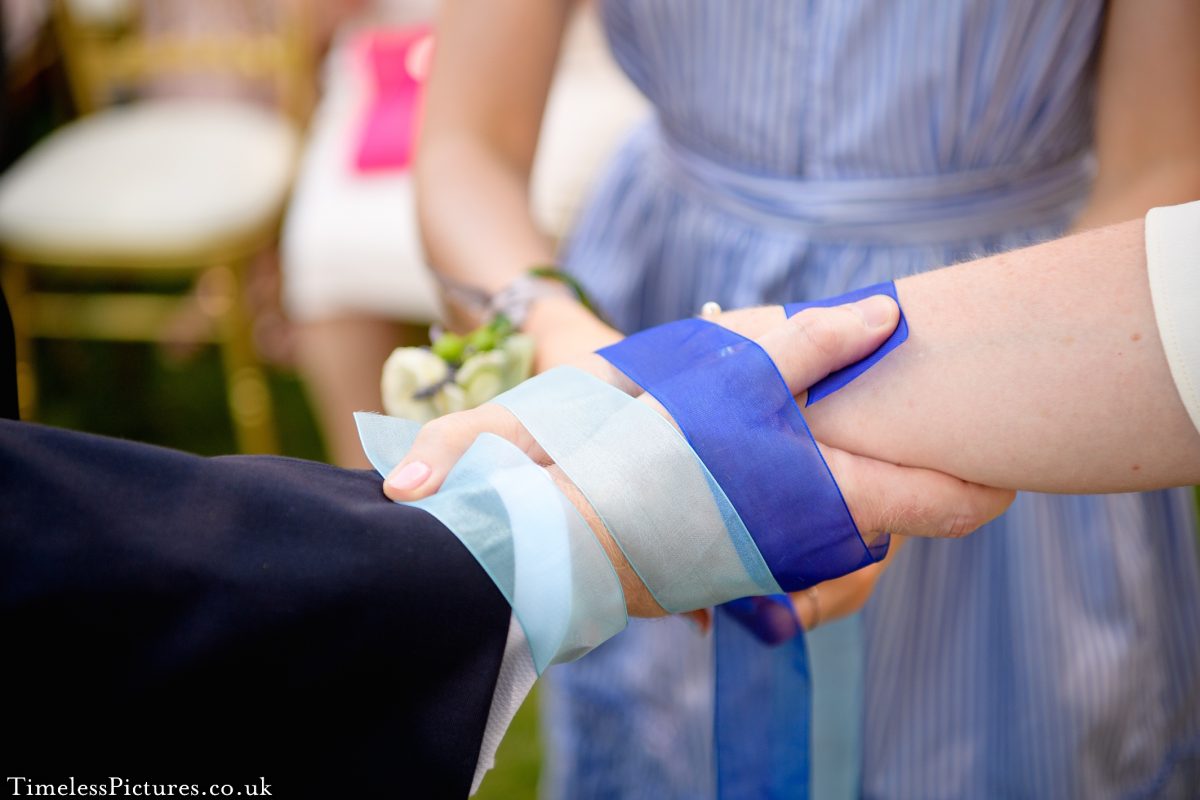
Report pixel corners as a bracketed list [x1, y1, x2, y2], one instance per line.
[1145, 199, 1200, 436]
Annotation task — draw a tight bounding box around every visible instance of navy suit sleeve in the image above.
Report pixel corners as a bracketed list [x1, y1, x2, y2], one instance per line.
[0, 274, 16, 420]
[0, 419, 511, 799]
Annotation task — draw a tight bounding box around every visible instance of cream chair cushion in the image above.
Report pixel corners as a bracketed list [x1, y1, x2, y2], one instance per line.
[0, 98, 298, 262]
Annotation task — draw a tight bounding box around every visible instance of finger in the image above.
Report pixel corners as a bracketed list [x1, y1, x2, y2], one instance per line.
[788, 540, 901, 629]
[708, 305, 788, 339]
[788, 564, 882, 629]
[822, 445, 1015, 539]
[383, 404, 546, 501]
[683, 609, 712, 634]
[789, 587, 821, 631]
[756, 296, 900, 397]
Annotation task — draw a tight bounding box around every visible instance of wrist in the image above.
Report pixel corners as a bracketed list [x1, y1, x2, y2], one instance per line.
[545, 464, 665, 618]
[489, 274, 576, 330]
[522, 292, 590, 335]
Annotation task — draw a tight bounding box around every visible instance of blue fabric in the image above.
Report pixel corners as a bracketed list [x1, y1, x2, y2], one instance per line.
[784, 282, 908, 406]
[805, 616, 866, 800]
[599, 310, 899, 800]
[355, 412, 627, 673]
[720, 594, 801, 647]
[543, 1, 1200, 798]
[713, 607, 810, 800]
[599, 318, 886, 591]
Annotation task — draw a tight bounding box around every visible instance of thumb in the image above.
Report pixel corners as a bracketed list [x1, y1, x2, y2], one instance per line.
[755, 295, 899, 396]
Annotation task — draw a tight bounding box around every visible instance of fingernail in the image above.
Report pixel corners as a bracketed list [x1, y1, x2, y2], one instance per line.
[850, 295, 896, 328]
[386, 461, 431, 492]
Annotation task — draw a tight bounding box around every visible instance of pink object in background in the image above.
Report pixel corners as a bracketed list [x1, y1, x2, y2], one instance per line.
[354, 24, 434, 172]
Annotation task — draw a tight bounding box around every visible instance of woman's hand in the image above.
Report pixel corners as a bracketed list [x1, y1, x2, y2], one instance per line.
[790, 536, 901, 629]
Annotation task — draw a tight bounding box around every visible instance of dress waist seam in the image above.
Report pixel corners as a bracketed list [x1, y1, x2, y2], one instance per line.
[646, 121, 1095, 244]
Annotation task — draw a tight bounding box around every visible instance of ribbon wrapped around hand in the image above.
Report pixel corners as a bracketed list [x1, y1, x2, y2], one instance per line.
[597, 309, 891, 592]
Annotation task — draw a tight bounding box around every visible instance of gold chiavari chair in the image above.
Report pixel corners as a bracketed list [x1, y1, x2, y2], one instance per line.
[0, 0, 314, 452]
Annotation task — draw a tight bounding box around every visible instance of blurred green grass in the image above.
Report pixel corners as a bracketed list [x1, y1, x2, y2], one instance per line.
[475, 690, 542, 800]
[35, 339, 324, 458]
[33, 339, 541, 798]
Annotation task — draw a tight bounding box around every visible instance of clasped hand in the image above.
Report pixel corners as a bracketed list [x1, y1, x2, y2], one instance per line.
[382, 297, 1014, 625]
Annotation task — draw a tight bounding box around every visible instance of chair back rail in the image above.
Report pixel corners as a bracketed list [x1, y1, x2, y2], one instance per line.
[53, 0, 313, 121]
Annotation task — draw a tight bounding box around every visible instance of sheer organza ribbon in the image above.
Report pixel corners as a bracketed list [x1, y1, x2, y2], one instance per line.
[355, 413, 627, 673]
[598, 281, 907, 799]
[494, 367, 781, 613]
[597, 315, 888, 590]
[355, 360, 788, 669]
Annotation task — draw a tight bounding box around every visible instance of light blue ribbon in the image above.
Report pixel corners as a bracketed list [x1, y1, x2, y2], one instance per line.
[355, 412, 627, 673]
[494, 367, 780, 613]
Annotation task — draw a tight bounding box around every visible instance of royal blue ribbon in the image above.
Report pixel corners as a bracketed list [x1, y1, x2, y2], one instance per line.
[720, 593, 803, 646]
[713, 605, 811, 800]
[598, 318, 885, 592]
[599, 283, 907, 800]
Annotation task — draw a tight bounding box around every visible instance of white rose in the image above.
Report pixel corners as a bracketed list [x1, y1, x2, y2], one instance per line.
[380, 346, 449, 422]
[501, 334, 536, 388]
[433, 382, 469, 416]
[456, 350, 507, 408]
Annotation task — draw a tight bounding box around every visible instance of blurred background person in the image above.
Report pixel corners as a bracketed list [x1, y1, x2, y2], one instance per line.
[280, 0, 646, 466]
[0, 0, 318, 453]
[418, 0, 1200, 797]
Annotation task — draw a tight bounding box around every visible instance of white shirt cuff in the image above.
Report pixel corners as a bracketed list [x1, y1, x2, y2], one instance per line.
[1145, 199, 1200, 436]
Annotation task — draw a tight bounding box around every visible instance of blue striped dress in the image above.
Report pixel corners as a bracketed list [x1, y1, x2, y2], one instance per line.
[545, 1, 1200, 797]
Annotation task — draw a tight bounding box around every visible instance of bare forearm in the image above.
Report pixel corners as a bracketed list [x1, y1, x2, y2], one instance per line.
[415, 0, 568, 304]
[546, 465, 665, 618]
[804, 219, 1200, 493]
[417, 136, 556, 295]
[1071, 0, 1200, 234]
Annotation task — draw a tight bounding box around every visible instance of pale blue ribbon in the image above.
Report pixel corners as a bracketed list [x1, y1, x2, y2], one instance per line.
[355, 412, 627, 673]
[494, 367, 780, 613]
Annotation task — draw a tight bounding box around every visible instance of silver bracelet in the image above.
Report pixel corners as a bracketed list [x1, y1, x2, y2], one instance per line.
[435, 272, 573, 329]
[489, 274, 574, 329]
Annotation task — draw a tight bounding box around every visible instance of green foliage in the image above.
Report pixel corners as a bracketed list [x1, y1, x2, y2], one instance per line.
[474, 688, 542, 800]
[35, 339, 323, 459]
